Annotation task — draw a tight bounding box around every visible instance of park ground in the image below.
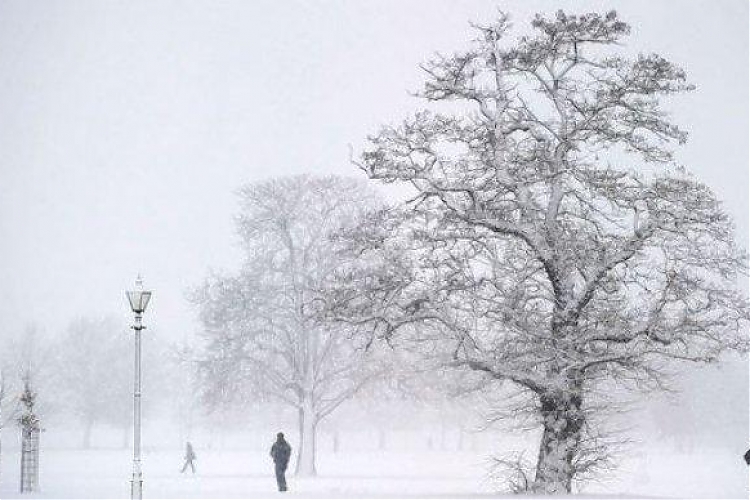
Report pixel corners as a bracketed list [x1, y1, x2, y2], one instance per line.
[0, 428, 746, 499]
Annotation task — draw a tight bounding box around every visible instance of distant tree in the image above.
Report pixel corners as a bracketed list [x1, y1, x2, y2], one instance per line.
[0, 367, 17, 483]
[53, 317, 132, 448]
[193, 175, 383, 476]
[645, 358, 748, 453]
[342, 350, 418, 453]
[3, 326, 56, 418]
[330, 11, 750, 494]
[164, 336, 202, 445]
[0, 324, 55, 480]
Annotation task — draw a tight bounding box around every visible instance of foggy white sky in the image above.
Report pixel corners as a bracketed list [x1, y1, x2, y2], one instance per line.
[0, 0, 747, 342]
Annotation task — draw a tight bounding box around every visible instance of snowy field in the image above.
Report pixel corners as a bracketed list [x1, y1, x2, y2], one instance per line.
[0, 438, 746, 499]
[1, 448, 484, 499]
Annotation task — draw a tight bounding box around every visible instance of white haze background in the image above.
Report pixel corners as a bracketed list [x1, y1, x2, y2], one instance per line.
[0, 0, 747, 498]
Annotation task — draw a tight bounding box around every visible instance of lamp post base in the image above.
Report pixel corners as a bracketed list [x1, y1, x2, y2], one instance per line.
[130, 474, 142, 500]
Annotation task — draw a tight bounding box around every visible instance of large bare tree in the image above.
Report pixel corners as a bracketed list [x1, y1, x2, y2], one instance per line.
[193, 174, 382, 476]
[329, 11, 750, 494]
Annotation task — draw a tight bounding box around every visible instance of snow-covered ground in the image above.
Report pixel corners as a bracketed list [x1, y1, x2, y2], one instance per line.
[0, 444, 746, 499]
[0, 447, 486, 499]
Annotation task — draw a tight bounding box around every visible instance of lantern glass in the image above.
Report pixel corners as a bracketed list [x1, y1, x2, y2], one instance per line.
[126, 278, 152, 314]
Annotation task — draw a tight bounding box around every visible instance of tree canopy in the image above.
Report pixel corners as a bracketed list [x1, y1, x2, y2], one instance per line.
[328, 10, 749, 494]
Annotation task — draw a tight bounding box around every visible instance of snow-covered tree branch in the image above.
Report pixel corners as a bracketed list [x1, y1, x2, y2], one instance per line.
[192, 175, 384, 476]
[329, 10, 750, 495]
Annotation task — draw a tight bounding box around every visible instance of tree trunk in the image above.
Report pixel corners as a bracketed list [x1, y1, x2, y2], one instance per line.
[377, 428, 387, 451]
[0, 401, 3, 483]
[121, 424, 130, 449]
[439, 420, 447, 450]
[531, 389, 584, 494]
[0, 373, 4, 482]
[82, 417, 94, 449]
[332, 430, 340, 454]
[295, 400, 318, 476]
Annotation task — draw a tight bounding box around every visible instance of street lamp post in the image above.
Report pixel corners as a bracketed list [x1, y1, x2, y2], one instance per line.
[126, 276, 152, 500]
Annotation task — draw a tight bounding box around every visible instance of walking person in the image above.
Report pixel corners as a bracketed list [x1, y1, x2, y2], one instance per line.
[181, 441, 197, 474]
[270, 432, 292, 492]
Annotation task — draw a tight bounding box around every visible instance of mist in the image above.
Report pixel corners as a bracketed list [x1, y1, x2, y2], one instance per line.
[0, 1, 747, 498]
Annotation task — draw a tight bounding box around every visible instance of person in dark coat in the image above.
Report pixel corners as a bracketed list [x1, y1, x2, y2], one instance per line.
[744, 448, 750, 465]
[181, 441, 197, 474]
[270, 432, 292, 492]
